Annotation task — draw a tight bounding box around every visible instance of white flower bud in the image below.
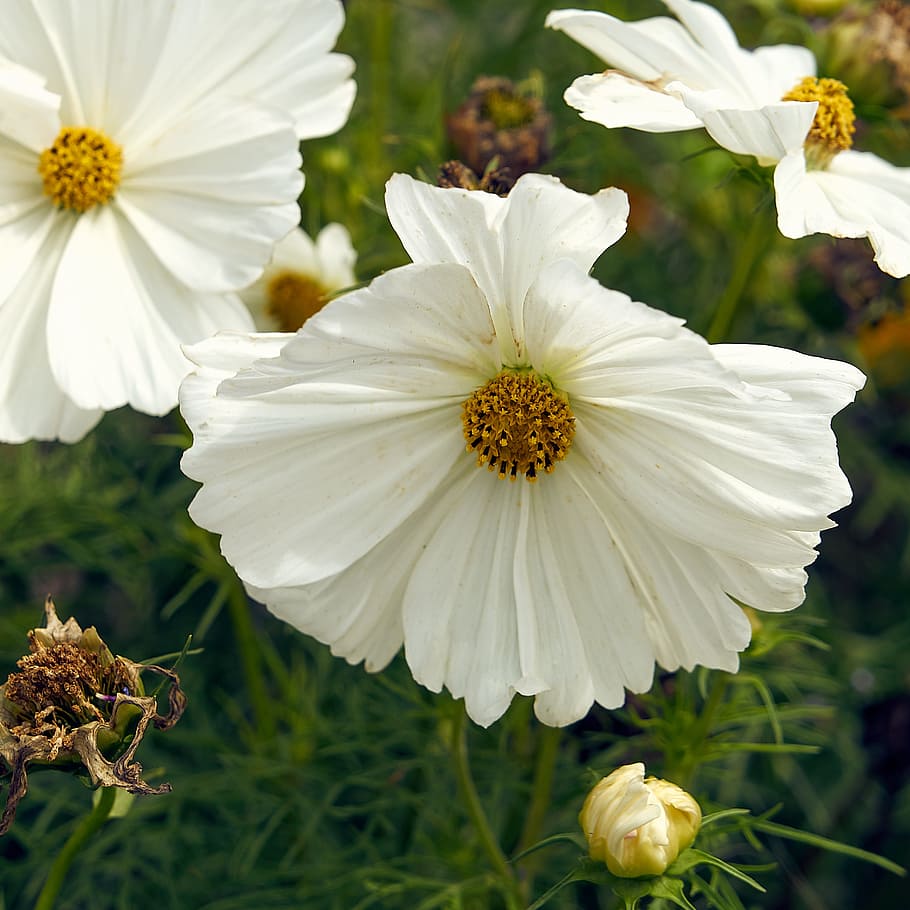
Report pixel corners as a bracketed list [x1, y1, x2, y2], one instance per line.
[579, 763, 702, 878]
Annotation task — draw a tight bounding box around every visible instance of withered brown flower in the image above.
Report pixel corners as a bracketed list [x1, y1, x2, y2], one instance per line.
[0, 598, 186, 835]
[446, 76, 552, 178]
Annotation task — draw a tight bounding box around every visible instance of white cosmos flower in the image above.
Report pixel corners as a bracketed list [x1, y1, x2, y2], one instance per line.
[0, 0, 355, 444]
[179, 173, 864, 728]
[240, 224, 357, 332]
[547, 0, 910, 278]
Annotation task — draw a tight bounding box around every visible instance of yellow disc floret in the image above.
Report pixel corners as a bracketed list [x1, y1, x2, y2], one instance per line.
[266, 271, 329, 332]
[782, 77, 855, 166]
[462, 369, 575, 482]
[38, 126, 123, 213]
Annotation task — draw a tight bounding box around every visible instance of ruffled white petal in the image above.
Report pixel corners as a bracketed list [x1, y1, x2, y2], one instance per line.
[385, 173, 628, 363]
[548, 2, 820, 162]
[181, 263, 496, 591]
[564, 72, 704, 132]
[673, 85, 814, 164]
[524, 261, 862, 603]
[404, 470, 525, 727]
[498, 176, 629, 349]
[775, 150, 910, 279]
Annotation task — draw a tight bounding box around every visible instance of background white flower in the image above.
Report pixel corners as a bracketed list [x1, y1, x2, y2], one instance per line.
[547, 0, 910, 277]
[180, 174, 864, 728]
[240, 224, 357, 332]
[0, 0, 355, 444]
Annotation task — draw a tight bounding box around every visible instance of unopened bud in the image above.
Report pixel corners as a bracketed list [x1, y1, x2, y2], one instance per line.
[579, 763, 702, 878]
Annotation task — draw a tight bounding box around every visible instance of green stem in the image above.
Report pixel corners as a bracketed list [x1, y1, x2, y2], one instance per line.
[226, 578, 276, 740]
[705, 206, 772, 343]
[518, 725, 562, 840]
[35, 787, 117, 910]
[450, 709, 519, 908]
[674, 673, 729, 789]
[516, 725, 563, 902]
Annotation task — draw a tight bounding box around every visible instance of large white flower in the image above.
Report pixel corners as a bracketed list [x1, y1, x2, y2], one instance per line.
[240, 224, 357, 332]
[0, 0, 355, 444]
[180, 173, 864, 728]
[547, 0, 910, 278]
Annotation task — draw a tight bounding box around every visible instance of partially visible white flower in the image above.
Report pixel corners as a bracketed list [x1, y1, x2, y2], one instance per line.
[240, 225, 357, 332]
[580, 763, 702, 877]
[0, 0, 355, 444]
[547, 0, 910, 277]
[180, 173, 864, 728]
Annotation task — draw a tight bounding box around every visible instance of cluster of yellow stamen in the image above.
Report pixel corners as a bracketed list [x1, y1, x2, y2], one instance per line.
[782, 77, 855, 167]
[266, 271, 329, 332]
[38, 126, 123, 213]
[462, 369, 575, 482]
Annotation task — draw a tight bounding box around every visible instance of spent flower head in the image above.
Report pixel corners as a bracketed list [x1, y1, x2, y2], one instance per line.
[0, 598, 186, 835]
[446, 76, 553, 178]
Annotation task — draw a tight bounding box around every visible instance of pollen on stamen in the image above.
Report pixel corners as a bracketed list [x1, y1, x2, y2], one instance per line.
[38, 126, 123, 213]
[782, 77, 856, 167]
[265, 271, 330, 332]
[461, 370, 575, 482]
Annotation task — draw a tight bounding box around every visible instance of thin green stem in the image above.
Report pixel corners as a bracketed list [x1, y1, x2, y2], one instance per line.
[705, 206, 773, 343]
[516, 725, 563, 902]
[35, 786, 117, 910]
[226, 578, 276, 740]
[450, 709, 519, 908]
[518, 725, 562, 852]
[674, 673, 730, 789]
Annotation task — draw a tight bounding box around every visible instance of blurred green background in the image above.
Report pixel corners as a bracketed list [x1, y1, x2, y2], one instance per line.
[1, 1, 908, 907]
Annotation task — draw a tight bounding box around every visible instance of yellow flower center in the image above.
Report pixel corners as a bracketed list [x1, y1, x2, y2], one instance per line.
[266, 271, 329, 332]
[461, 369, 575, 482]
[782, 77, 855, 167]
[38, 126, 123, 212]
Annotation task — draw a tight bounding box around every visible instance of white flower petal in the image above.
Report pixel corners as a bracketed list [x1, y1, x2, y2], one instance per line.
[386, 173, 628, 363]
[674, 86, 814, 163]
[0, 222, 102, 443]
[775, 150, 910, 278]
[118, 96, 302, 293]
[179, 331, 291, 439]
[546, 8, 716, 87]
[549, 1, 823, 166]
[314, 223, 357, 288]
[564, 72, 704, 132]
[191, 0, 355, 141]
[385, 173, 506, 312]
[46, 207, 252, 415]
[248, 471, 478, 675]
[182, 264, 498, 591]
[563, 464, 752, 673]
[499, 175, 629, 349]
[0, 59, 59, 152]
[517, 468, 656, 725]
[404, 471, 524, 728]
